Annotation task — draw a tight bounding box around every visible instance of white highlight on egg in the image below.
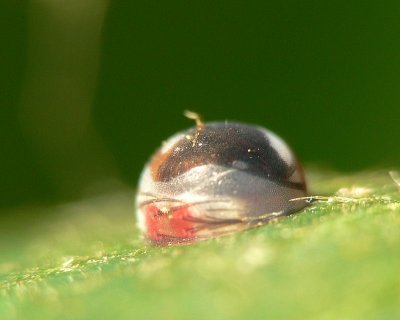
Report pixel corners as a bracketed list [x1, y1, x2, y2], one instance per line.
[263, 129, 293, 166]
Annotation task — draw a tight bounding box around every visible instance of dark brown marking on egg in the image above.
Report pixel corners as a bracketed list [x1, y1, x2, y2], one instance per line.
[151, 122, 305, 190]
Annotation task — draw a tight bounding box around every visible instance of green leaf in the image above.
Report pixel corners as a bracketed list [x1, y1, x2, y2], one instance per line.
[1, 169, 400, 320]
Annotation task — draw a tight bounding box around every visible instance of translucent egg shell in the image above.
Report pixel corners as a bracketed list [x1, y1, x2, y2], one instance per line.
[136, 122, 308, 245]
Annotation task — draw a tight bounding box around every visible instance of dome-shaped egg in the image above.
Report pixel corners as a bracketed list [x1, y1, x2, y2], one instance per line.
[136, 121, 308, 245]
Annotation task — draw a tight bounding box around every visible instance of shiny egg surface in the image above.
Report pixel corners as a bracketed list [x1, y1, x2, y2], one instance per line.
[136, 122, 307, 245]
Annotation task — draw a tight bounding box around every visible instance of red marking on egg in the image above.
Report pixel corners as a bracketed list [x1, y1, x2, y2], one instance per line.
[145, 204, 196, 244]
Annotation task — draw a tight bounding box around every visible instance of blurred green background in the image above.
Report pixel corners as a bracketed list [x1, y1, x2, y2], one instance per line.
[1, 1, 400, 209]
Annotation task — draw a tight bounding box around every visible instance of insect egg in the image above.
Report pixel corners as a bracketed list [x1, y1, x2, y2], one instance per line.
[136, 121, 308, 245]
